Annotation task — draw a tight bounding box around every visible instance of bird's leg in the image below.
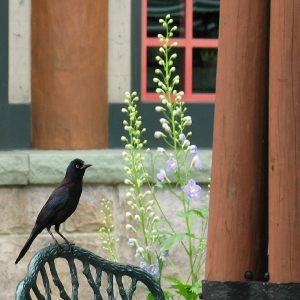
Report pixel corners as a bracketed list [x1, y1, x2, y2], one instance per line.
[47, 226, 61, 250]
[55, 224, 74, 252]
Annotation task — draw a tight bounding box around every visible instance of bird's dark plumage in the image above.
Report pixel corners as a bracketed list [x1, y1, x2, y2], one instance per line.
[15, 158, 91, 264]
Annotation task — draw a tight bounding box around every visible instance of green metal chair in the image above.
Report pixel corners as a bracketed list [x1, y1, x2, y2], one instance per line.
[16, 244, 165, 300]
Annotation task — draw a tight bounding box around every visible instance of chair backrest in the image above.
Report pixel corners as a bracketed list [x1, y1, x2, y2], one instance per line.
[16, 244, 165, 300]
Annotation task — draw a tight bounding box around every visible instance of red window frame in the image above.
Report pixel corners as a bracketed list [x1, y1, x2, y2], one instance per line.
[141, 0, 218, 103]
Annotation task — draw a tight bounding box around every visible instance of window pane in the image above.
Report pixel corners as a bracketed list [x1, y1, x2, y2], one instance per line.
[147, 47, 185, 93]
[192, 48, 217, 93]
[147, 0, 185, 38]
[193, 0, 220, 38]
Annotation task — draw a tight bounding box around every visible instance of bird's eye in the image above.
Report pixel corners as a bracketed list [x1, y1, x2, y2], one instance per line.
[76, 165, 80, 169]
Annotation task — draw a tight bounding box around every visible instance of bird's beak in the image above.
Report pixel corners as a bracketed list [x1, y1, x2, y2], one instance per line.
[81, 163, 92, 170]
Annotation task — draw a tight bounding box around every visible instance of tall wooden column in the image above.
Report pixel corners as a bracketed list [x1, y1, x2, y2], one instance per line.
[31, 1, 108, 149]
[269, 0, 300, 282]
[205, 0, 269, 281]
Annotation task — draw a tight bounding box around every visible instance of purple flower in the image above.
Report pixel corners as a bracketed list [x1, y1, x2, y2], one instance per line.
[156, 147, 165, 155]
[138, 261, 148, 270]
[166, 157, 178, 171]
[160, 250, 170, 264]
[189, 145, 198, 154]
[161, 250, 169, 258]
[148, 264, 160, 278]
[157, 169, 167, 182]
[191, 155, 202, 170]
[127, 238, 137, 247]
[178, 133, 186, 141]
[182, 179, 201, 199]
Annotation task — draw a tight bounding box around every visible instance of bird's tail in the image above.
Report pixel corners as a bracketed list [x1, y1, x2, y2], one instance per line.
[15, 226, 43, 264]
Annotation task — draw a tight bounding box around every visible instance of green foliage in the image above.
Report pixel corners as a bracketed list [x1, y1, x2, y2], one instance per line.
[100, 14, 209, 300]
[99, 198, 119, 262]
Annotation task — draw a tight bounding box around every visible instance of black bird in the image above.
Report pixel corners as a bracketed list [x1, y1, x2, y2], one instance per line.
[15, 158, 92, 264]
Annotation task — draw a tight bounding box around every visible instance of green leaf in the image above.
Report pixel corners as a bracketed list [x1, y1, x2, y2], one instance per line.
[146, 293, 154, 300]
[155, 182, 172, 192]
[163, 233, 186, 250]
[163, 291, 175, 300]
[190, 209, 204, 218]
[146, 230, 171, 238]
[176, 209, 208, 220]
[192, 208, 209, 218]
[176, 210, 194, 218]
[186, 233, 196, 239]
[163, 276, 183, 285]
[155, 182, 165, 190]
[169, 283, 195, 300]
[190, 283, 202, 295]
[165, 277, 202, 299]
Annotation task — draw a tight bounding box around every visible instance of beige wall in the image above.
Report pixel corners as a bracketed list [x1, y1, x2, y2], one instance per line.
[9, 0, 31, 104]
[4, 183, 208, 299]
[108, 0, 131, 103]
[1, 149, 211, 298]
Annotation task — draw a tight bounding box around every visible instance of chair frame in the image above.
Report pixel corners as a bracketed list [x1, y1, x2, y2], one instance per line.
[16, 244, 165, 300]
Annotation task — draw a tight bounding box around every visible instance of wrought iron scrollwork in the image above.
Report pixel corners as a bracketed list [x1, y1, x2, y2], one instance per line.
[16, 244, 165, 300]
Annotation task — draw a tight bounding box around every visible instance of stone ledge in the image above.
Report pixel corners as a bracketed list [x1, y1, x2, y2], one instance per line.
[0, 152, 29, 185]
[0, 149, 212, 185]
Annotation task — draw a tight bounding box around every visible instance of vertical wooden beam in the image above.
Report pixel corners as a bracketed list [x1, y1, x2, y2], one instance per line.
[31, 0, 108, 149]
[205, 0, 269, 281]
[269, 0, 300, 282]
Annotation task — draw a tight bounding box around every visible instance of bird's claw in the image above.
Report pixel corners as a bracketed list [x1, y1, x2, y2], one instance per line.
[55, 243, 62, 252]
[68, 242, 75, 253]
[63, 241, 75, 253]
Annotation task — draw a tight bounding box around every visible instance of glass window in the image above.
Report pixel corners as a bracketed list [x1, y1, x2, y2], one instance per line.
[142, 0, 220, 103]
[147, 0, 185, 38]
[192, 48, 218, 93]
[147, 47, 185, 93]
[193, 0, 219, 38]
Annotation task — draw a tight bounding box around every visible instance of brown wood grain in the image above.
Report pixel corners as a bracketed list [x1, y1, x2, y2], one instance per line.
[269, 0, 300, 283]
[205, 0, 269, 281]
[31, 0, 108, 149]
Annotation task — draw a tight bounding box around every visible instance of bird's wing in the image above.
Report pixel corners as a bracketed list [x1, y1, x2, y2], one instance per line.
[35, 184, 70, 226]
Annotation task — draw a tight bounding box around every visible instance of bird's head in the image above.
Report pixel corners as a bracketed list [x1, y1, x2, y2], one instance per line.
[66, 158, 92, 181]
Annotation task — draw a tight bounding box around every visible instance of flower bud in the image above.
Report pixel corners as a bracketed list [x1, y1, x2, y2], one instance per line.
[134, 215, 141, 222]
[160, 118, 168, 124]
[126, 224, 133, 230]
[155, 106, 166, 112]
[154, 131, 166, 138]
[127, 238, 137, 247]
[183, 116, 192, 126]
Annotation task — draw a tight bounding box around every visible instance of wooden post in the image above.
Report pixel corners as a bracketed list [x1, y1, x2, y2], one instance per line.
[205, 0, 269, 281]
[31, 0, 108, 149]
[269, 0, 300, 282]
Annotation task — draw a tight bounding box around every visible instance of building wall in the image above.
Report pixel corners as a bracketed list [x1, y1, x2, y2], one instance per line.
[3, 2, 211, 297]
[8, 0, 31, 104]
[108, 0, 131, 103]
